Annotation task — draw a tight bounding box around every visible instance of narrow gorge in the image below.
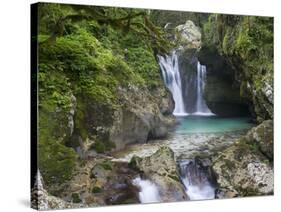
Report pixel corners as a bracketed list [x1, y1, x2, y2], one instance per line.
[33, 3, 273, 210]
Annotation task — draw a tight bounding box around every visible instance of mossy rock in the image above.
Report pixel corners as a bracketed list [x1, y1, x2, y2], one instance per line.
[92, 186, 102, 193]
[128, 155, 142, 171]
[90, 140, 116, 153]
[38, 139, 77, 186]
[168, 174, 180, 182]
[91, 140, 106, 153]
[71, 193, 82, 203]
[100, 160, 113, 171]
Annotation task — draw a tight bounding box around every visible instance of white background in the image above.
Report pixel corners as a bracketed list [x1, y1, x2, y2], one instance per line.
[0, 0, 280, 211]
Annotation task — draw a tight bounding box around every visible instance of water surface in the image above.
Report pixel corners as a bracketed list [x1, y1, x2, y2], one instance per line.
[113, 116, 255, 161]
[175, 116, 254, 134]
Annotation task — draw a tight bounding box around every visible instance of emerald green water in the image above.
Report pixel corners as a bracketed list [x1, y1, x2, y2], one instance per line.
[175, 116, 255, 134]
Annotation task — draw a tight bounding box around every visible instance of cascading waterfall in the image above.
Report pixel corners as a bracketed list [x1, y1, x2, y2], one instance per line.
[194, 62, 214, 116]
[132, 177, 161, 203]
[178, 160, 215, 200]
[158, 50, 214, 116]
[158, 51, 188, 116]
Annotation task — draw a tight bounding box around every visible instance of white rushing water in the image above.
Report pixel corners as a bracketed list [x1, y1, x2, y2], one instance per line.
[179, 160, 215, 200]
[158, 50, 214, 116]
[181, 177, 215, 200]
[194, 62, 214, 116]
[158, 51, 188, 116]
[132, 177, 161, 203]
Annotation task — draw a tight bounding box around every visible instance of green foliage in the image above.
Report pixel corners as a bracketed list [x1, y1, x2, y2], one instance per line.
[203, 15, 273, 66]
[92, 186, 102, 193]
[128, 155, 141, 171]
[235, 29, 257, 59]
[38, 64, 73, 111]
[203, 15, 220, 46]
[91, 140, 106, 153]
[38, 3, 171, 54]
[39, 30, 99, 75]
[168, 174, 180, 182]
[126, 47, 161, 88]
[38, 3, 74, 35]
[202, 14, 273, 120]
[91, 140, 116, 153]
[74, 97, 88, 141]
[100, 160, 113, 170]
[38, 62, 75, 184]
[71, 193, 82, 203]
[37, 3, 172, 188]
[39, 138, 77, 185]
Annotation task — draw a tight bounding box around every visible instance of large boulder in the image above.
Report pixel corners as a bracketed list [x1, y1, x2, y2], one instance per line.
[212, 126, 274, 198]
[245, 120, 273, 160]
[130, 146, 188, 202]
[109, 86, 175, 150]
[175, 20, 202, 49]
[71, 84, 175, 153]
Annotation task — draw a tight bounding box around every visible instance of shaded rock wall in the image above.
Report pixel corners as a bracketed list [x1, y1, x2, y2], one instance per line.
[201, 15, 273, 121]
[198, 46, 251, 117]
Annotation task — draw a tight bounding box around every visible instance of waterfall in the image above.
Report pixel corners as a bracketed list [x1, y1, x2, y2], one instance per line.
[178, 160, 215, 200]
[132, 177, 161, 203]
[194, 62, 214, 116]
[158, 51, 188, 116]
[158, 50, 214, 116]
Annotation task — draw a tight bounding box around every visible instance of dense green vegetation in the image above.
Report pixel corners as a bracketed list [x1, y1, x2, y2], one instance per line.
[37, 3, 172, 186]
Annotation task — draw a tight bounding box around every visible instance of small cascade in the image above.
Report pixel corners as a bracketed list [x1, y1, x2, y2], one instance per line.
[194, 62, 214, 116]
[178, 159, 215, 200]
[132, 177, 161, 203]
[158, 51, 188, 116]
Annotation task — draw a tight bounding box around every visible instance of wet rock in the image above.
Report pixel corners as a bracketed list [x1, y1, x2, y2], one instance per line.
[245, 120, 273, 160]
[130, 146, 188, 202]
[212, 133, 273, 198]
